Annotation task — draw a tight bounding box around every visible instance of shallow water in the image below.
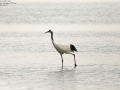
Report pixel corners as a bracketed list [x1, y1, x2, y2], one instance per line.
[0, 25, 120, 90]
[0, 2, 120, 24]
[0, 2, 120, 90]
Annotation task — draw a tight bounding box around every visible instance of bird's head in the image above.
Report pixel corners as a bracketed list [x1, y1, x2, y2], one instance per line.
[45, 29, 52, 33]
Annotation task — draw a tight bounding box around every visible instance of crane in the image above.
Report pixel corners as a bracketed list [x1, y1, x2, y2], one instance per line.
[45, 30, 78, 67]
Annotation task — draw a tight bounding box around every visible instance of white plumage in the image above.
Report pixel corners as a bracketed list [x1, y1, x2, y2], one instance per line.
[52, 41, 71, 54]
[45, 30, 78, 67]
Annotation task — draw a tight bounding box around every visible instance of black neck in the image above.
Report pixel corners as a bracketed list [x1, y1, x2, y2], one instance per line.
[51, 32, 54, 41]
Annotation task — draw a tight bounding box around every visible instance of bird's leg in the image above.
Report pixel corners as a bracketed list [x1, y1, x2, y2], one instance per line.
[60, 54, 63, 67]
[73, 54, 77, 67]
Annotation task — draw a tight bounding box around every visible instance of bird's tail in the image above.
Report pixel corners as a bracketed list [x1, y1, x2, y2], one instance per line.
[70, 44, 78, 52]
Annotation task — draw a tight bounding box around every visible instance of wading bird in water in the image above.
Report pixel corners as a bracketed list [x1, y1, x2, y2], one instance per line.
[45, 30, 78, 67]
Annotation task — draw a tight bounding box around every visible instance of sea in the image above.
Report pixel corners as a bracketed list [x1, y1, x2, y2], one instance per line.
[0, 2, 120, 90]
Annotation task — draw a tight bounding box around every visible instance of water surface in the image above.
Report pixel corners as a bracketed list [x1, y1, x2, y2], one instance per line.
[0, 2, 120, 90]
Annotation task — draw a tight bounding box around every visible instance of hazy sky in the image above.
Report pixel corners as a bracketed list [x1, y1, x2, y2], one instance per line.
[13, 0, 120, 2]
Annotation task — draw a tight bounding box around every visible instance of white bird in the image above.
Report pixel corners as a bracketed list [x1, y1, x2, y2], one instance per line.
[45, 30, 78, 67]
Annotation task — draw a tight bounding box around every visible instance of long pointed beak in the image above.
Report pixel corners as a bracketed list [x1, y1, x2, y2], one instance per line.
[45, 31, 48, 34]
[45, 30, 50, 34]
